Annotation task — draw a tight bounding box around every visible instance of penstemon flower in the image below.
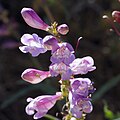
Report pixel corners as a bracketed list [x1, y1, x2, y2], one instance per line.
[70, 56, 96, 75]
[50, 42, 75, 65]
[19, 33, 47, 57]
[20, 7, 96, 120]
[49, 62, 72, 80]
[26, 92, 62, 119]
[69, 78, 94, 119]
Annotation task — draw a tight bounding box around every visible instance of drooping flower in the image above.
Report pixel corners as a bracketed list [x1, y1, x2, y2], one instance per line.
[57, 24, 69, 35]
[21, 8, 50, 31]
[19, 33, 47, 57]
[26, 92, 62, 119]
[70, 56, 96, 75]
[21, 68, 51, 84]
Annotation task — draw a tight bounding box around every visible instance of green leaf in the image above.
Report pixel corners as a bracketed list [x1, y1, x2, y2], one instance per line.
[104, 103, 114, 120]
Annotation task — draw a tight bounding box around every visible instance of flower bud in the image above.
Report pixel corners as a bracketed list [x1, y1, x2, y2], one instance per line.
[21, 68, 51, 84]
[21, 8, 49, 30]
[112, 11, 120, 24]
[57, 24, 69, 35]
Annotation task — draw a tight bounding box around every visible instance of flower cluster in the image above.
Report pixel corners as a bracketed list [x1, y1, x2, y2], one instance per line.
[20, 8, 96, 120]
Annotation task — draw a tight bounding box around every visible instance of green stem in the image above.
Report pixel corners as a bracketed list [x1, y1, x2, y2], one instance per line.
[44, 114, 60, 120]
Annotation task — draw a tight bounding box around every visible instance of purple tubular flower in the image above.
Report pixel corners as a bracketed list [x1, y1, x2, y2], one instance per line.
[21, 68, 51, 84]
[69, 78, 94, 118]
[70, 78, 94, 97]
[21, 8, 49, 30]
[51, 42, 75, 65]
[69, 92, 93, 119]
[19, 33, 47, 57]
[57, 24, 69, 35]
[70, 56, 96, 75]
[26, 92, 62, 119]
[49, 62, 72, 80]
[69, 92, 93, 118]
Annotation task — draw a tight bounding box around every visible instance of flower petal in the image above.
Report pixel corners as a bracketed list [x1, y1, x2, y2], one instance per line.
[43, 35, 58, 50]
[82, 101, 93, 113]
[21, 34, 34, 45]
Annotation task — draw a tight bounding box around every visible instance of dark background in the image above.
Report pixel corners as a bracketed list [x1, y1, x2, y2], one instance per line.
[0, 0, 120, 120]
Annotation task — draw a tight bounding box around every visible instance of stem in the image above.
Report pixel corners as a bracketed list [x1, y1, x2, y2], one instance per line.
[44, 114, 60, 120]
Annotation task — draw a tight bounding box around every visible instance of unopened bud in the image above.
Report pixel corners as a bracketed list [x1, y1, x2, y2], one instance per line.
[21, 8, 49, 30]
[57, 24, 69, 35]
[112, 11, 120, 24]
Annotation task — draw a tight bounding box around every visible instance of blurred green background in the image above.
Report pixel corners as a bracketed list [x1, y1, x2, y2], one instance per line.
[0, 0, 120, 120]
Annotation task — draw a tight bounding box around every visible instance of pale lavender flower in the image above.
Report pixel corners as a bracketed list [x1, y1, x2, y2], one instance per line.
[21, 68, 51, 84]
[26, 92, 62, 119]
[69, 91, 93, 118]
[19, 33, 47, 57]
[68, 78, 94, 118]
[21, 8, 49, 30]
[49, 62, 72, 80]
[57, 24, 69, 35]
[70, 78, 93, 97]
[70, 56, 96, 75]
[51, 42, 75, 65]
